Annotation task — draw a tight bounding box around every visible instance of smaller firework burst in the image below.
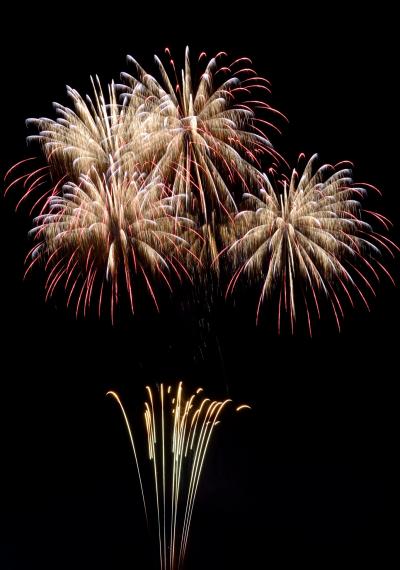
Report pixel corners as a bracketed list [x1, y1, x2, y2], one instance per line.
[226, 154, 397, 334]
[27, 167, 193, 321]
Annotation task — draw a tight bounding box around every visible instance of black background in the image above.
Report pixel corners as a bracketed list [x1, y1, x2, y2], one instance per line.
[0, 3, 398, 569]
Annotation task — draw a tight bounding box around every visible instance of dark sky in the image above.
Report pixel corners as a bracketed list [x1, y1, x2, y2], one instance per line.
[0, 4, 398, 569]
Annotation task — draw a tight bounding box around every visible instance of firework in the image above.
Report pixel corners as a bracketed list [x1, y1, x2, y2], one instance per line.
[25, 78, 137, 182]
[7, 76, 197, 318]
[120, 47, 282, 223]
[180, 216, 228, 279]
[27, 167, 192, 321]
[226, 154, 397, 334]
[5, 48, 395, 328]
[9, 47, 283, 314]
[107, 384, 248, 570]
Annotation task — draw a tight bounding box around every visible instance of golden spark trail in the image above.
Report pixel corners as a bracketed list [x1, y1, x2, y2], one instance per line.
[108, 384, 242, 570]
[105, 391, 148, 524]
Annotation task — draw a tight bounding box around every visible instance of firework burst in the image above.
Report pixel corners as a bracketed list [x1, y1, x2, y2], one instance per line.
[25, 78, 137, 182]
[107, 384, 248, 570]
[6, 76, 197, 319]
[120, 47, 282, 223]
[27, 167, 192, 321]
[226, 154, 397, 334]
[5, 48, 396, 328]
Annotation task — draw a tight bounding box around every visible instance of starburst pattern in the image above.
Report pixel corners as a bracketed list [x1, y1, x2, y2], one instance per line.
[120, 47, 282, 223]
[26, 79, 134, 181]
[27, 168, 192, 321]
[4, 48, 395, 330]
[226, 154, 397, 333]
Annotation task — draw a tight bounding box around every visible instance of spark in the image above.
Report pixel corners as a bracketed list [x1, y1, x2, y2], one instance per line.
[236, 404, 252, 411]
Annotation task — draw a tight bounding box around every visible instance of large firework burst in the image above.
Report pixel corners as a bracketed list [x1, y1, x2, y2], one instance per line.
[6, 76, 197, 318]
[120, 47, 282, 223]
[107, 384, 250, 570]
[27, 167, 192, 321]
[5, 48, 395, 328]
[226, 154, 397, 334]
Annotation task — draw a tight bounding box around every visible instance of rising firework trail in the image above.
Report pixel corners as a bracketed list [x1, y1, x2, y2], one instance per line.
[107, 384, 248, 570]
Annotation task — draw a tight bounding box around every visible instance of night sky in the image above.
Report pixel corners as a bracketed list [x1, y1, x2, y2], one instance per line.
[1, 4, 398, 569]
